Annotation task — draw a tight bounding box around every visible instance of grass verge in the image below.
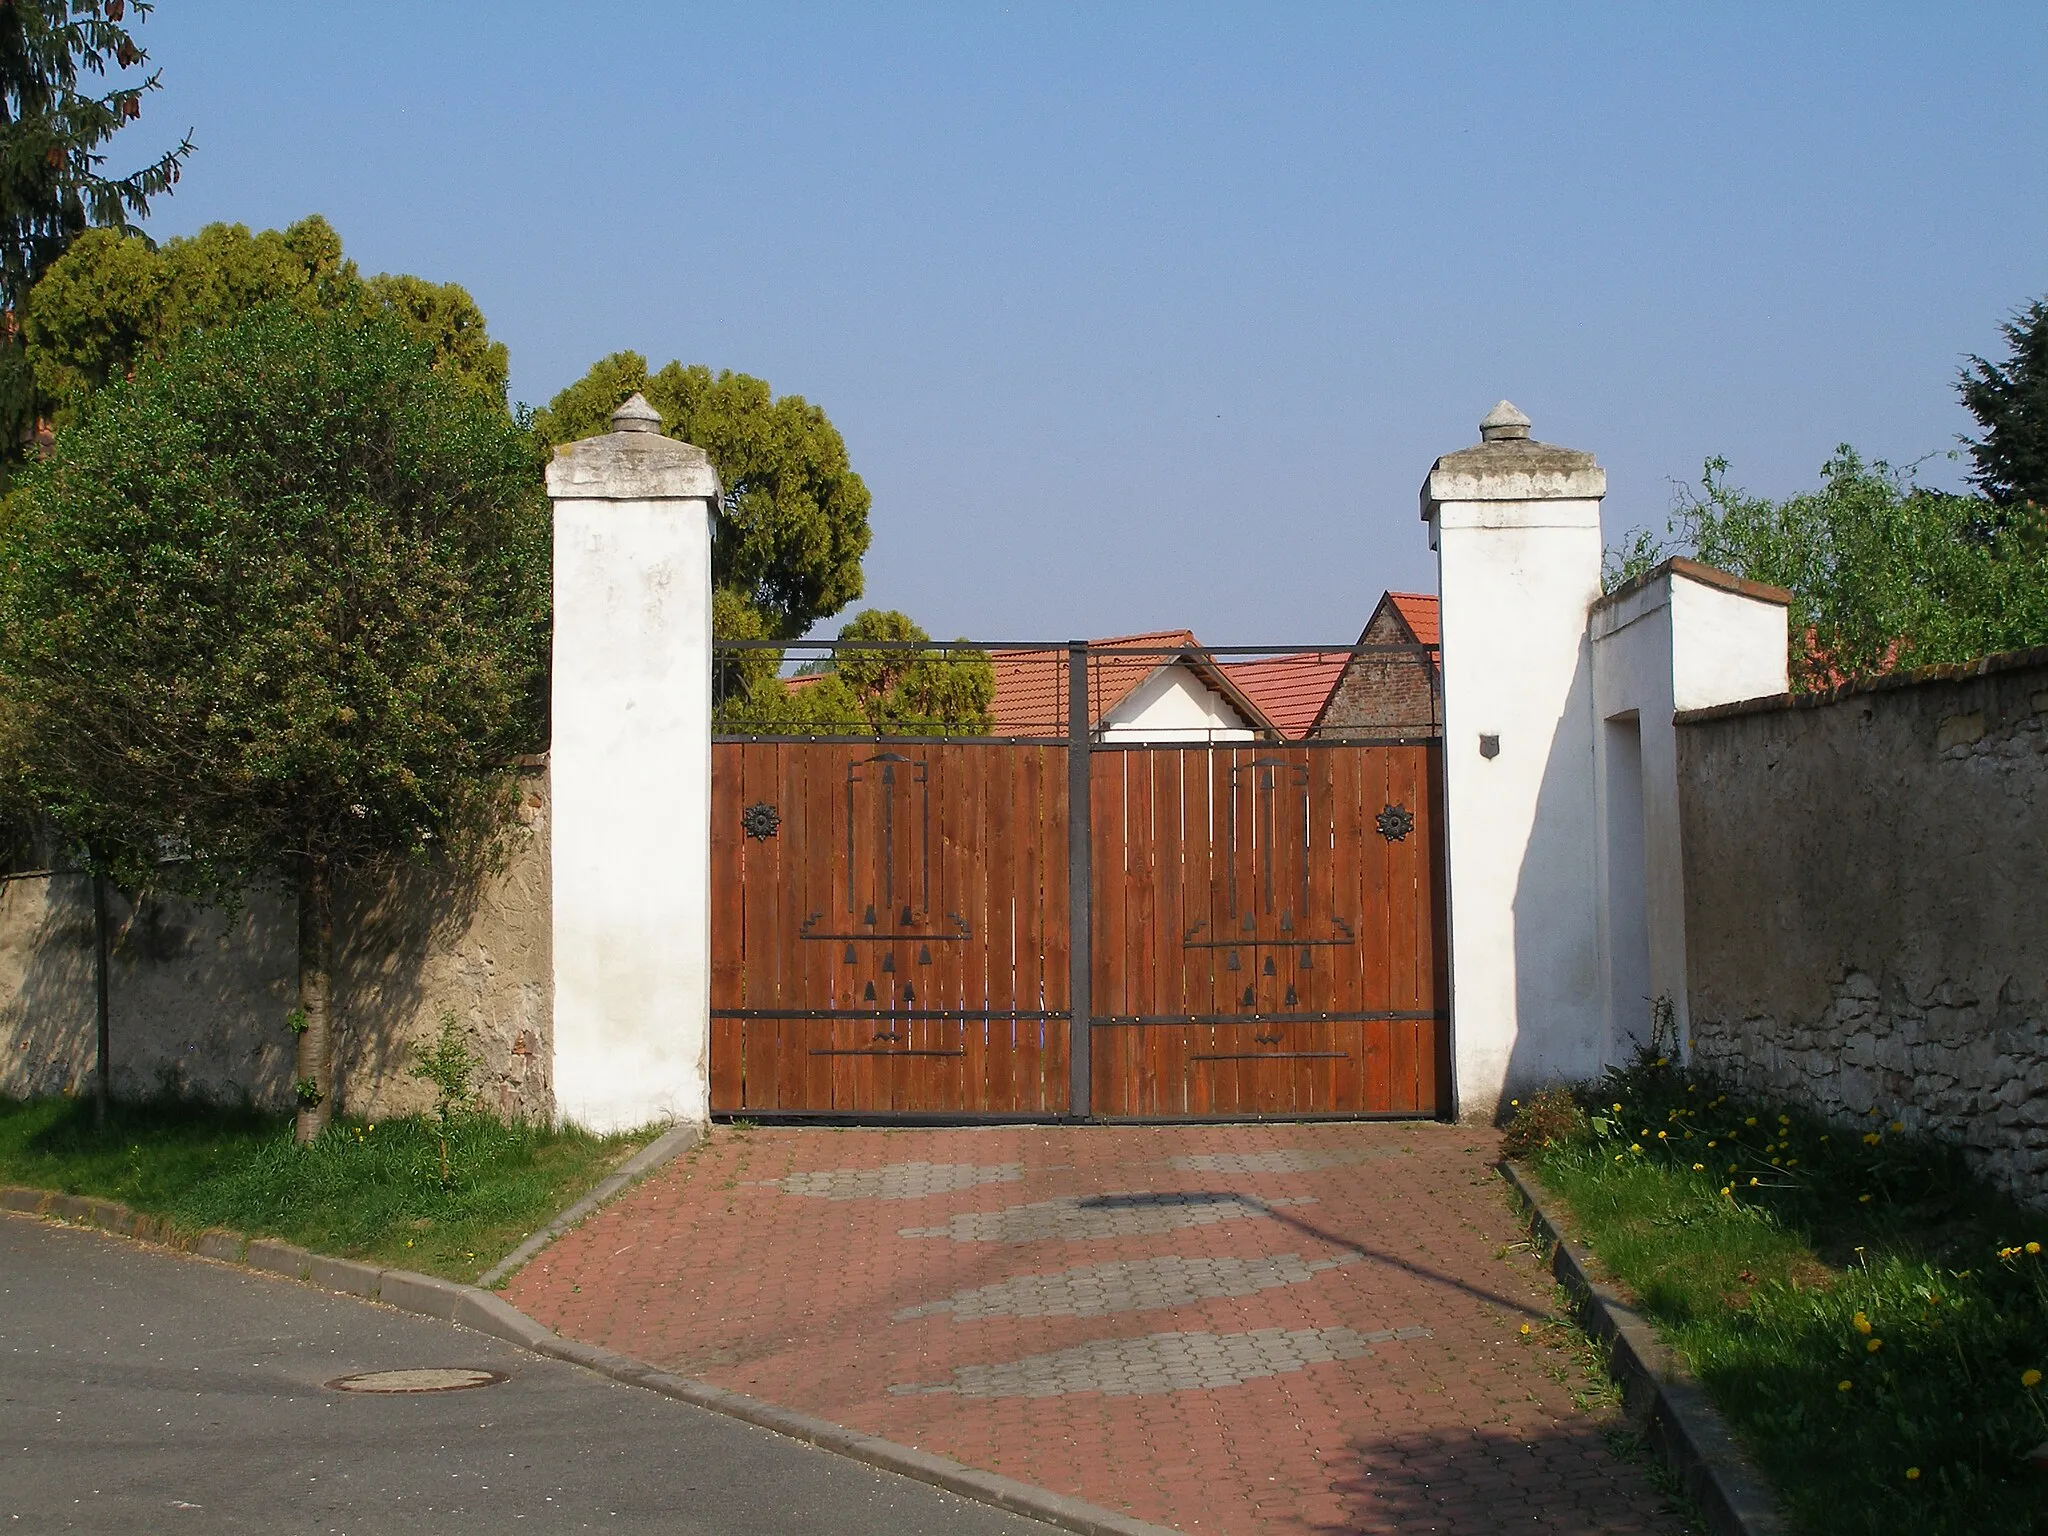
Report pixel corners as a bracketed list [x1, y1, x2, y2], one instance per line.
[1507, 1059, 2048, 1536]
[0, 1095, 647, 1282]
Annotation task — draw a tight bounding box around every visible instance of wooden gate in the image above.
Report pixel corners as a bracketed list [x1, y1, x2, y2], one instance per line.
[710, 739, 1445, 1119]
[710, 741, 1071, 1115]
[1088, 744, 1446, 1117]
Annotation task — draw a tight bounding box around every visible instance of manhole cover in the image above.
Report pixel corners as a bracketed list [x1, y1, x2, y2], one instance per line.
[327, 1368, 506, 1394]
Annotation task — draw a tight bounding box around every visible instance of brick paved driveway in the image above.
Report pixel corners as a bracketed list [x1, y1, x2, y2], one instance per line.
[507, 1122, 1683, 1535]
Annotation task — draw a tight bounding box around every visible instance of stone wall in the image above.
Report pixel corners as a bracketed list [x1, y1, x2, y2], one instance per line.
[0, 768, 552, 1122]
[1677, 649, 2048, 1207]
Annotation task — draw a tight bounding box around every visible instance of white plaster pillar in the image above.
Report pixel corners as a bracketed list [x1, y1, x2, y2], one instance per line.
[545, 394, 721, 1131]
[1423, 402, 1608, 1122]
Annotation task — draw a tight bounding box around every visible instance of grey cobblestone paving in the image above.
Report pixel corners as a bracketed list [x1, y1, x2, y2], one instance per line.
[897, 1190, 1313, 1243]
[894, 1250, 1365, 1320]
[771, 1162, 1026, 1201]
[890, 1325, 1433, 1398]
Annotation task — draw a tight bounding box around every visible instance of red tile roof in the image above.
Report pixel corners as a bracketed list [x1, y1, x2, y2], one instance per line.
[989, 630, 1220, 736]
[1384, 592, 1439, 646]
[1218, 654, 1351, 740]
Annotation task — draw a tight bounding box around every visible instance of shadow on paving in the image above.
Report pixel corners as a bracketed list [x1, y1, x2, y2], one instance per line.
[1318, 1423, 1689, 1536]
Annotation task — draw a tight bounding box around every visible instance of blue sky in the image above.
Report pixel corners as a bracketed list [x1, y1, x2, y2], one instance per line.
[121, 3, 2048, 642]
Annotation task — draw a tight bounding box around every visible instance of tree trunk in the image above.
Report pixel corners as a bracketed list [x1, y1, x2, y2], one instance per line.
[92, 874, 110, 1130]
[293, 859, 335, 1145]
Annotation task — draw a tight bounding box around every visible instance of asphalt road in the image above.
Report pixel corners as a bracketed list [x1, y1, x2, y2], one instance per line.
[0, 1214, 1057, 1535]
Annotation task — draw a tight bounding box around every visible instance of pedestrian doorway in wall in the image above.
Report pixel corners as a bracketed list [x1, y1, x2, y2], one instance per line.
[708, 639, 1448, 1120]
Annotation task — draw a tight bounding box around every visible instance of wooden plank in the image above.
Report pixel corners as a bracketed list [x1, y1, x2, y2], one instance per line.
[1425, 742, 1451, 1115]
[1124, 749, 1157, 1115]
[996, 745, 1039, 1113]
[1387, 746, 1422, 1112]
[804, 743, 843, 1110]
[971, 746, 1018, 1113]
[1327, 746, 1366, 1113]
[1090, 751, 1126, 1115]
[1151, 750, 1189, 1117]
[709, 745, 744, 1110]
[1040, 747, 1071, 1113]
[930, 745, 971, 1114]
[1301, 748, 1337, 1113]
[1360, 748, 1393, 1113]
[736, 743, 781, 1107]
[777, 738, 819, 1108]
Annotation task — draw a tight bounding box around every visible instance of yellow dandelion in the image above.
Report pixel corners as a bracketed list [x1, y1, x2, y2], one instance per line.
[1519, 1323, 1531, 1336]
[1906, 1467, 1920, 1482]
[1837, 1380, 1853, 1392]
[2030, 1242, 2042, 1256]
[1787, 1158, 1798, 1167]
[1708, 1140, 1718, 1148]
[1779, 1115, 1790, 1124]
[1511, 1099, 1520, 1107]
[1890, 1121, 1904, 1133]
[2026, 1369, 2044, 1389]
[1612, 1103, 1623, 1113]
[1866, 1338, 1883, 1354]
[1657, 1131, 1668, 1140]
[1721, 1186, 1733, 1197]
[1631, 1143, 1644, 1153]
[1854, 1312, 1871, 1334]
[1746, 1117, 1758, 1126]
[1749, 1177, 1760, 1186]
[1692, 1163, 1705, 1171]
[1860, 1194, 1874, 1203]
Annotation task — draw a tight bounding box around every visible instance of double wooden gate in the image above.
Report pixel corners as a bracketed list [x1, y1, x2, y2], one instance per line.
[709, 739, 1446, 1119]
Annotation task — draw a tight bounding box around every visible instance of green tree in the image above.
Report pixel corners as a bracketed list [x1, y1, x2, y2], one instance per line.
[0, 304, 548, 1141]
[23, 215, 509, 426]
[533, 352, 871, 639]
[1609, 448, 2048, 689]
[1960, 296, 2048, 515]
[714, 607, 994, 735]
[0, 0, 194, 460]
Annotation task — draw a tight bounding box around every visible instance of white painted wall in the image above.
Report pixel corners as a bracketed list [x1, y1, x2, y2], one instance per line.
[1424, 408, 1609, 1122]
[1590, 564, 1788, 1063]
[1100, 663, 1256, 742]
[546, 398, 721, 1132]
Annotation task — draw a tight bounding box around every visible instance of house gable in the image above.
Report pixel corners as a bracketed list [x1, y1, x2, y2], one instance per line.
[1310, 591, 1443, 738]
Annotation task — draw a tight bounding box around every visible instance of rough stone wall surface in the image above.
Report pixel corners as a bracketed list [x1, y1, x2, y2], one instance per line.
[0, 769, 552, 1120]
[1678, 654, 2048, 1207]
[1313, 610, 1441, 738]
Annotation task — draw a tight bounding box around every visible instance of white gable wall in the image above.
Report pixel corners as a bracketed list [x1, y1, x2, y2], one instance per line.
[1099, 663, 1256, 742]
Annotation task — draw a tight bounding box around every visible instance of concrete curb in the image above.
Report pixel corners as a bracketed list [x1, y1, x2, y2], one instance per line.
[476, 1120, 704, 1289]
[1, 1186, 1175, 1536]
[1499, 1160, 1788, 1536]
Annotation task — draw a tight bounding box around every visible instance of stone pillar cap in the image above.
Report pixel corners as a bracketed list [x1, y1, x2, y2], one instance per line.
[547, 397, 722, 503]
[1419, 400, 1605, 518]
[610, 393, 665, 433]
[1479, 400, 1532, 441]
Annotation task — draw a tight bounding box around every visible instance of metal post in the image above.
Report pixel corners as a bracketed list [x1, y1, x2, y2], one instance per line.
[92, 873, 110, 1129]
[1066, 641, 1092, 1119]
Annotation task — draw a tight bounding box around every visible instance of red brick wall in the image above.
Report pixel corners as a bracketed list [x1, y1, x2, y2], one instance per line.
[1312, 611, 1441, 737]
